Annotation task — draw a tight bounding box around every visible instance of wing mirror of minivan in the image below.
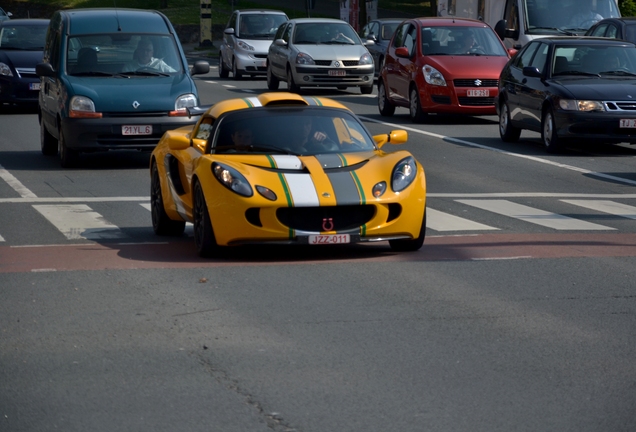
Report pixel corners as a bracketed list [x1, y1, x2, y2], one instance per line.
[494, 19, 519, 41]
[35, 63, 55, 77]
[191, 61, 210, 76]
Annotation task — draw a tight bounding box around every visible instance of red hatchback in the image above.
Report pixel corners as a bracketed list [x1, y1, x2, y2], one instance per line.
[378, 17, 510, 122]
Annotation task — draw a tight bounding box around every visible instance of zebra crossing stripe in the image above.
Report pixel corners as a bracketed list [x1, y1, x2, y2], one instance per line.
[457, 200, 615, 231]
[32, 204, 128, 240]
[427, 207, 498, 231]
[561, 200, 636, 220]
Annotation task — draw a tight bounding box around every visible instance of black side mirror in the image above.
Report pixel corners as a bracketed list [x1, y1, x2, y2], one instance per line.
[35, 63, 55, 77]
[191, 61, 210, 76]
[522, 66, 542, 78]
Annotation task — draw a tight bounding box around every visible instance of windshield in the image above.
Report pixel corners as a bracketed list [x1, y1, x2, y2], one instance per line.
[552, 45, 636, 76]
[67, 34, 183, 76]
[0, 24, 47, 50]
[209, 108, 377, 156]
[421, 26, 508, 56]
[238, 13, 287, 39]
[293, 22, 361, 45]
[526, 0, 620, 33]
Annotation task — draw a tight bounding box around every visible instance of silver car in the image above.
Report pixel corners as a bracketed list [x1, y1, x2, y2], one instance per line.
[267, 18, 375, 94]
[219, 9, 288, 80]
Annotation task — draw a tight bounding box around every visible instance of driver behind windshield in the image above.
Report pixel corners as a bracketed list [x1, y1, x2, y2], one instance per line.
[123, 38, 175, 73]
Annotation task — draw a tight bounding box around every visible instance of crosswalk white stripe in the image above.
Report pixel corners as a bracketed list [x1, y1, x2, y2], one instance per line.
[562, 200, 636, 220]
[427, 207, 498, 231]
[32, 204, 128, 240]
[0, 234, 4, 242]
[457, 199, 615, 230]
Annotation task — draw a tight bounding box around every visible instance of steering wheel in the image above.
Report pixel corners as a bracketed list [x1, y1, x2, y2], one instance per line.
[468, 47, 486, 55]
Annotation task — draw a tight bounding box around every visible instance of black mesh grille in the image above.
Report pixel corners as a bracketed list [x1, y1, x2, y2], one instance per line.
[343, 60, 359, 66]
[453, 79, 498, 87]
[431, 95, 451, 104]
[314, 60, 332, 66]
[277, 205, 375, 232]
[457, 97, 496, 106]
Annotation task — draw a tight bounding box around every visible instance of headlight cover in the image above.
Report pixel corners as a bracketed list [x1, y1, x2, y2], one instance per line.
[212, 162, 253, 197]
[175, 93, 197, 111]
[559, 99, 605, 112]
[423, 64, 446, 86]
[359, 52, 373, 65]
[237, 40, 255, 51]
[0, 62, 13, 77]
[392, 157, 417, 192]
[70, 95, 96, 113]
[296, 52, 315, 65]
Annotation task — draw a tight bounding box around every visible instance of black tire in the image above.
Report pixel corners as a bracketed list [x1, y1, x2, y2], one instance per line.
[389, 210, 426, 252]
[232, 58, 243, 80]
[377, 80, 395, 116]
[499, 100, 521, 142]
[409, 86, 427, 123]
[40, 118, 57, 156]
[150, 162, 186, 236]
[266, 65, 279, 90]
[218, 54, 229, 78]
[193, 181, 220, 258]
[286, 67, 300, 93]
[360, 84, 373, 95]
[58, 128, 79, 168]
[542, 107, 562, 153]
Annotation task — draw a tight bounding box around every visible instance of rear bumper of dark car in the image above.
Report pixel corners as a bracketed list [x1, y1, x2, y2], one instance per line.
[60, 114, 198, 151]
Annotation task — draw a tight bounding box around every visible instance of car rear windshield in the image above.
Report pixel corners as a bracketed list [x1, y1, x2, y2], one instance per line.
[421, 26, 507, 56]
[208, 107, 377, 155]
[67, 33, 183, 76]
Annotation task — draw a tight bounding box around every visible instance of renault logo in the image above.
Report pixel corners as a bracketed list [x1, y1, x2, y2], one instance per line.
[474, 79, 483, 86]
[334, 61, 340, 67]
[132, 101, 140, 109]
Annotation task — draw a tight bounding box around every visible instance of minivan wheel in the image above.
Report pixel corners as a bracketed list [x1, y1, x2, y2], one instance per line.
[499, 101, 521, 142]
[40, 119, 57, 156]
[377, 80, 395, 116]
[542, 108, 562, 153]
[287, 67, 300, 93]
[232, 58, 243, 80]
[409, 86, 427, 123]
[218, 54, 229, 78]
[267, 65, 279, 90]
[58, 129, 79, 168]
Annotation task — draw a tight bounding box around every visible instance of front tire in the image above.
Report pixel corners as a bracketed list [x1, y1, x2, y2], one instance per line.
[409, 85, 427, 123]
[390, 211, 426, 252]
[377, 80, 395, 116]
[286, 67, 300, 93]
[360, 84, 373, 95]
[542, 108, 562, 153]
[267, 65, 279, 90]
[151, 163, 186, 236]
[58, 128, 79, 168]
[499, 100, 521, 142]
[232, 58, 243, 80]
[218, 54, 229, 78]
[193, 181, 220, 258]
[40, 118, 57, 156]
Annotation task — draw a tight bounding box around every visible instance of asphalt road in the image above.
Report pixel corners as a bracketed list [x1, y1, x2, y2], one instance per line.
[1, 65, 636, 431]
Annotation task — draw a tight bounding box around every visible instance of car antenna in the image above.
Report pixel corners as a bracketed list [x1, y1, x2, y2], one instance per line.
[113, 0, 122, 31]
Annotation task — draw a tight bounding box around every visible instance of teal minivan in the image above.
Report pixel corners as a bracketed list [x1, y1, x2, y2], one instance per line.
[36, 8, 210, 167]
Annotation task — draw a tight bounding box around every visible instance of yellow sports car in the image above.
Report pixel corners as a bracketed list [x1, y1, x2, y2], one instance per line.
[150, 92, 426, 257]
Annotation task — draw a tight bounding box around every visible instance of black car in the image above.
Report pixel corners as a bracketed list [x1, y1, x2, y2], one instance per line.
[497, 37, 636, 153]
[0, 19, 48, 108]
[360, 18, 402, 75]
[586, 17, 636, 43]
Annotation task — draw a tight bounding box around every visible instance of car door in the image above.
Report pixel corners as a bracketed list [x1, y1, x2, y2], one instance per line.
[396, 23, 418, 102]
[503, 41, 540, 126]
[384, 21, 412, 104]
[516, 42, 549, 131]
[39, 25, 62, 138]
[270, 22, 293, 79]
[222, 12, 237, 68]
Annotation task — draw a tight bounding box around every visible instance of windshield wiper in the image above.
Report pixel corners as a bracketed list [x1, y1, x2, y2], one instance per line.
[70, 71, 114, 77]
[600, 70, 636, 76]
[119, 70, 170, 77]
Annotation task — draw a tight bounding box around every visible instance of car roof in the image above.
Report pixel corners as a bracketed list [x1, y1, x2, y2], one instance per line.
[58, 8, 171, 35]
[287, 18, 352, 24]
[234, 9, 287, 15]
[0, 19, 49, 27]
[413, 17, 491, 27]
[530, 36, 636, 46]
[202, 93, 350, 120]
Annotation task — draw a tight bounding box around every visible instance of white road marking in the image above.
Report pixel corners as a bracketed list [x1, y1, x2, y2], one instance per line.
[139, 203, 192, 226]
[0, 164, 36, 198]
[223, 84, 236, 88]
[427, 207, 498, 231]
[204, 80, 217, 84]
[0, 197, 150, 203]
[457, 199, 614, 230]
[32, 204, 128, 240]
[562, 200, 636, 220]
[359, 115, 636, 188]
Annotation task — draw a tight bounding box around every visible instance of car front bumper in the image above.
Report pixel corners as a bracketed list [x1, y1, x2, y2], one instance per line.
[554, 110, 636, 143]
[234, 50, 269, 75]
[420, 83, 499, 115]
[0, 76, 40, 105]
[293, 65, 374, 88]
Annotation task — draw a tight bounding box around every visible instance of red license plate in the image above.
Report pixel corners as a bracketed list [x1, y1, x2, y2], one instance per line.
[467, 89, 489, 97]
[328, 70, 346, 77]
[122, 125, 152, 135]
[620, 119, 636, 128]
[308, 234, 350, 245]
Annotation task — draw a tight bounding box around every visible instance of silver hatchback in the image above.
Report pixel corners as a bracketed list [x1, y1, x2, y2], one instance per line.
[267, 18, 374, 94]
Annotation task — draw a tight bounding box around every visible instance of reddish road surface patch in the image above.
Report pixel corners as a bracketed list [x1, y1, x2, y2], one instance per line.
[2, 233, 636, 273]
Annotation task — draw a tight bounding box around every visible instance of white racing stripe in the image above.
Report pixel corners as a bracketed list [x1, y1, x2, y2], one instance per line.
[562, 200, 636, 220]
[270, 155, 303, 170]
[284, 174, 319, 206]
[32, 204, 128, 240]
[427, 207, 498, 231]
[457, 199, 614, 230]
